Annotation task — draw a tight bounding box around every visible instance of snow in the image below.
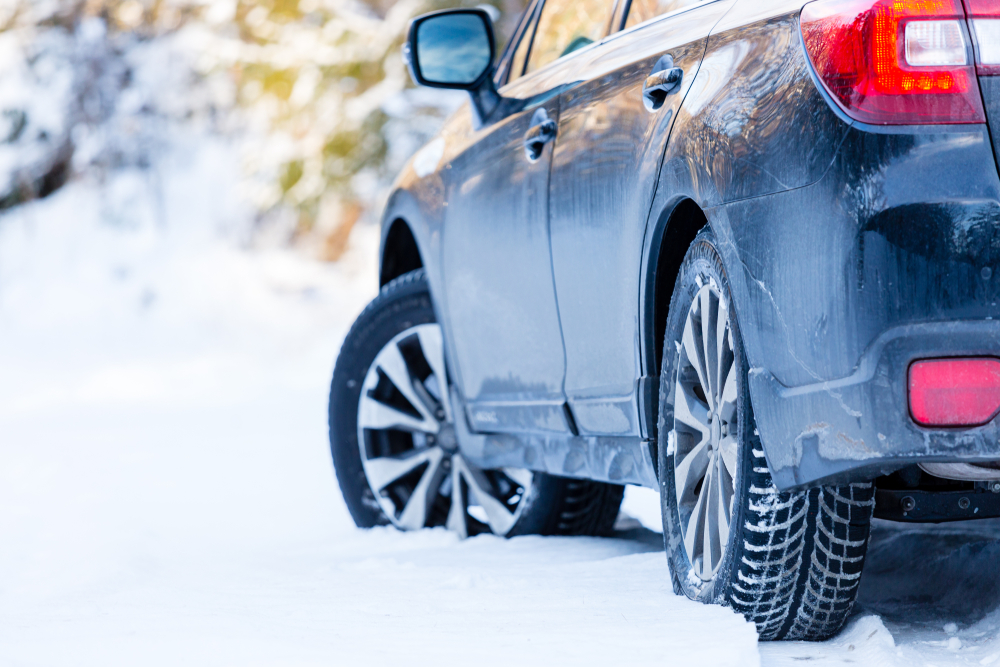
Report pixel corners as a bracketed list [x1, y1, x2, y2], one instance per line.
[0, 158, 761, 665]
[10, 176, 1000, 667]
[760, 518, 1000, 666]
[4, 11, 1000, 667]
[0, 157, 762, 663]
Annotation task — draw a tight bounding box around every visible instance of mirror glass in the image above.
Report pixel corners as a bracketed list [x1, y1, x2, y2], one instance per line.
[416, 13, 492, 86]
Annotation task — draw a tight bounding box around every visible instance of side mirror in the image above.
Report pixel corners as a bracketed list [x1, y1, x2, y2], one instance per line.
[405, 8, 501, 127]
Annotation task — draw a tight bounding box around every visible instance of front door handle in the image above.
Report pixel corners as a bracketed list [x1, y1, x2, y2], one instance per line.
[524, 108, 557, 161]
[643, 55, 683, 111]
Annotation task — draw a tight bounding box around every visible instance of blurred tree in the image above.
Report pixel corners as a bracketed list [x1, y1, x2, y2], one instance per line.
[0, 0, 527, 259]
[222, 0, 527, 259]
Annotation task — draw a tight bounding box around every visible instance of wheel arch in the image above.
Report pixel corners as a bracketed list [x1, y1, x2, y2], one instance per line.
[640, 197, 709, 382]
[379, 217, 424, 287]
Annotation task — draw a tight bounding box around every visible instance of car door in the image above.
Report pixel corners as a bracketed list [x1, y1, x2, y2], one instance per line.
[546, 0, 736, 436]
[442, 0, 619, 436]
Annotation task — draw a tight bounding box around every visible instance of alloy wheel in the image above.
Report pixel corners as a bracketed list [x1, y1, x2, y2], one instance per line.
[357, 323, 532, 537]
[672, 280, 739, 580]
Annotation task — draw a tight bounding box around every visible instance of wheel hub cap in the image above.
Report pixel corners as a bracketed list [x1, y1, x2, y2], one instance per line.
[436, 424, 459, 453]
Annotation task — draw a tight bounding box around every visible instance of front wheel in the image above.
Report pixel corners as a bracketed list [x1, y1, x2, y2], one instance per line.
[658, 231, 875, 641]
[329, 269, 624, 538]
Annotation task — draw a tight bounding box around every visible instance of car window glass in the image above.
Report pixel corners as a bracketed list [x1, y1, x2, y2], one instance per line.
[526, 0, 614, 74]
[509, 4, 540, 81]
[623, 0, 705, 29]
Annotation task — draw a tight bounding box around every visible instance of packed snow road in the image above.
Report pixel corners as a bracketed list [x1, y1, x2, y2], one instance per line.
[7, 352, 1000, 667]
[3, 187, 1000, 666]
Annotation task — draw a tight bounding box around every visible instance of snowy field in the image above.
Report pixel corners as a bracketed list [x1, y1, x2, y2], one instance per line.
[7, 177, 1000, 667]
[4, 17, 1000, 667]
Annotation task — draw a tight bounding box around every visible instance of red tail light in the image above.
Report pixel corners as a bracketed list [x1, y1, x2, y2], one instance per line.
[801, 0, 986, 124]
[909, 358, 1000, 426]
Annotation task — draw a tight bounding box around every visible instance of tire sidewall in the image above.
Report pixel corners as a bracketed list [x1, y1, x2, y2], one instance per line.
[658, 231, 751, 604]
[329, 270, 436, 528]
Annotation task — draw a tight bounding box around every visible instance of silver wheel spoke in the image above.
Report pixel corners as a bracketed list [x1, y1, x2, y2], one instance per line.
[502, 467, 534, 489]
[675, 382, 710, 434]
[364, 448, 435, 491]
[702, 462, 719, 579]
[397, 447, 445, 530]
[717, 455, 735, 528]
[700, 287, 718, 408]
[713, 459, 731, 567]
[460, 459, 516, 536]
[446, 465, 468, 539]
[675, 434, 711, 501]
[718, 434, 738, 478]
[718, 363, 738, 427]
[373, 342, 437, 425]
[715, 297, 730, 403]
[415, 326, 452, 422]
[685, 465, 709, 566]
[358, 395, 438, 433]
[682, 318, 710, 408]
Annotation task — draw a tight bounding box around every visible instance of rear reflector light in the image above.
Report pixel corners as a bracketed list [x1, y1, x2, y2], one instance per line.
[905, 20, 968, 66]
[964, 0, 1000, 71]
[800, 0, 986, 124]
[972, 18, 1000, 69]
[909, 358, 1000, 426]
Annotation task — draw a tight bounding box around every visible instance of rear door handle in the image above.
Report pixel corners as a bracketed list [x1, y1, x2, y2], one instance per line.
[524, 108, 557, 161]
[643, 55, 683, 111]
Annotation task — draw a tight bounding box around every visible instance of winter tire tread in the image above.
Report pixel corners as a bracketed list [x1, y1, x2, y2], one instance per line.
[659, 230, 875, 642]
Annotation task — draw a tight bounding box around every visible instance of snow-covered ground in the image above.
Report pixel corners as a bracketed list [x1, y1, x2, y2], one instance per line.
[4, 14, 1000, 667]
[0, 149, 763, 664]
[8, 174, 1000, 667]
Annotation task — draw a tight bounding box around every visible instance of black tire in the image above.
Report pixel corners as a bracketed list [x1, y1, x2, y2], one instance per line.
[329, 268, 624, 536]
[657, 230, 875, 641]
[329, 269, 432, 527]
[512, 475, 624, 537]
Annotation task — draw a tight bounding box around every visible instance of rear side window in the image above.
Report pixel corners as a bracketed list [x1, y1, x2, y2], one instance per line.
[525, 0, 616, 73]
[623, 0, 706, 29]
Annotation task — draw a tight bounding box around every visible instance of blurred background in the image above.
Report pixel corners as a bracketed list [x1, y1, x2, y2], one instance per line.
[0, 1, 534, 431]
[0, 0, 530, 256]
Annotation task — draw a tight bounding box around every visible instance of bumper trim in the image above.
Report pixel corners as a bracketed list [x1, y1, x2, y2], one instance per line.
[874, 487, 1000, 522]
[749, 319, 1000, 490]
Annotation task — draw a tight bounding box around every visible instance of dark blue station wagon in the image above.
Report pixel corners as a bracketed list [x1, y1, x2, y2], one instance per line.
[329, 0, 1000, 640]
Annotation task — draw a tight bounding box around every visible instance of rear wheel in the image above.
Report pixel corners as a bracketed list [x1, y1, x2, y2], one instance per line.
[658, 231, 875, 641]
[329, 269, 623, 537]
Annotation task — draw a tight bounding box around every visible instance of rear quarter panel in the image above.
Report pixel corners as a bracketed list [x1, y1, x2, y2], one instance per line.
[657, 0, 1000, 487]
[646, 0, 850, 388]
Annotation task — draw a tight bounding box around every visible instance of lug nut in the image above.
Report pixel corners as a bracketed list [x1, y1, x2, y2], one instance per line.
[436, 409, 446, 420]
[901, 496, 916, 512]
[959, 497, 971, 510]
[427, 435, 436, 445]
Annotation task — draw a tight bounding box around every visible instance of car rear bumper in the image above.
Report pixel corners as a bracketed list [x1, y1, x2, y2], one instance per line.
[706, 112, 1000, 490]
[751, 319, 1000, 489]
